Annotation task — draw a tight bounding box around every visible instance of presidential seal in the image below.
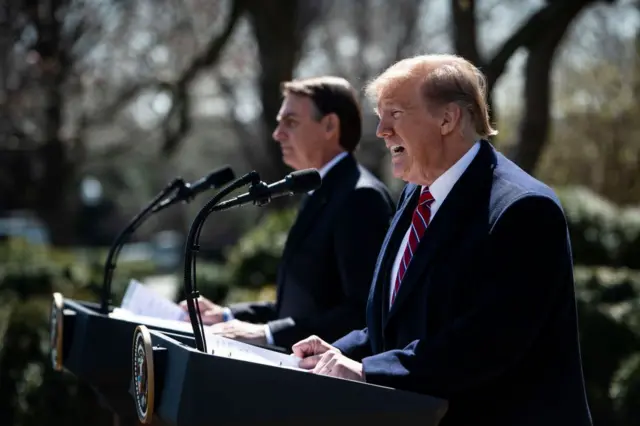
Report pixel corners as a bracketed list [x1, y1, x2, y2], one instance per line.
[132, 325, 155, 424]
[50, 292, 64, 371]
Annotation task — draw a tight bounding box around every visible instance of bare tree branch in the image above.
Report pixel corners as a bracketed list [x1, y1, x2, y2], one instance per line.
[245, 0, 323, 181]
[509, 0, 613, 173]
[353, 0, 372, 84]
[161, 0, 246, 155]
[217, 74, 261, 168]
[451, 0, 481, 65]
[485, 0, 616, 91]
[85, 0, 245, 156]
[392, 0, 423, 62]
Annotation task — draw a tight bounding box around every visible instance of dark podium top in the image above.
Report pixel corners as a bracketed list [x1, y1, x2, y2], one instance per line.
[132, 326, 448, 426]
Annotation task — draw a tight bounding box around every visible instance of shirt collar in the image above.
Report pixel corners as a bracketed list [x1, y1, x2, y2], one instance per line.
[309, 151, 348, 194]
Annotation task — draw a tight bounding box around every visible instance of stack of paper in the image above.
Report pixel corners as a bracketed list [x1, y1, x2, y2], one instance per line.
[112, 279, 304, 371]
[205, 333, 303, 371]
[120, 279, 187, 321]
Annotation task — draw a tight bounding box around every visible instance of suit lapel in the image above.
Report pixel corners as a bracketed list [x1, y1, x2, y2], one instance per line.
[279, 154, 358, 267]
[280, 190, 328, 262]
[364, 184, 419, 347]
[385, 140, 497, 325]
[379, 186, 420, 319]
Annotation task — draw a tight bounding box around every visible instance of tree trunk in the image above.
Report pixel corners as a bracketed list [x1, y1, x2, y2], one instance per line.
[245, 1, 302, 183]
[31, 0, 79, 245]
[245, 1, 320, 184]
[510, 1, 598, 174]
[451, 0, 482, 66]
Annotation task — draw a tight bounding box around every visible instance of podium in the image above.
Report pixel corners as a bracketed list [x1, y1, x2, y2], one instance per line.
[131, 325, 449, 426]
[50, 292, 197, 425]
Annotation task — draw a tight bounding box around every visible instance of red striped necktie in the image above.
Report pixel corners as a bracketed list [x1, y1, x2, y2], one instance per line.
[391, 188, 435, 305]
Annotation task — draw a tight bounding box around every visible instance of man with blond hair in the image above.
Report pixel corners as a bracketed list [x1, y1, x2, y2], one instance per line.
[292, 55, 592, 425]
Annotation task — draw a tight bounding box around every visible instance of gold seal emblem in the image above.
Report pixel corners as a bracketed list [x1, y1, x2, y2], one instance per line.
[50, 292, 64, 371]
[132, 325, 155, 424]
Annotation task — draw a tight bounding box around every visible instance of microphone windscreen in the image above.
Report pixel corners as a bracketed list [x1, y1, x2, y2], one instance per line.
[206, 166, 235, 188]
[288, 169, 321, 193]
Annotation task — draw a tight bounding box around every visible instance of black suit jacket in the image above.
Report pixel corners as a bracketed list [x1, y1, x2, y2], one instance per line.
[230, 154, 395, 349]
[333, 141, 592, 426]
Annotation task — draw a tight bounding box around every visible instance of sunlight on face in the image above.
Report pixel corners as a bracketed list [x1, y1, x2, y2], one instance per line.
[272, 94, 324, 170]
[375, 80, 444, 185]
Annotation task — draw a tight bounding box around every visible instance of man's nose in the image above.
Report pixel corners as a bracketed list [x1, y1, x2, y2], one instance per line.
[272, 125, 285, 142]
[376, 119, 392, 138]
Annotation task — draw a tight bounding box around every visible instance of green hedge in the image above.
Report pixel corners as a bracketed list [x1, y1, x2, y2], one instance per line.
[0, 240, 113, 426]
[558, 187, 640, 268]
[224, 208, 297, 290]
[574, 266, 640, 426]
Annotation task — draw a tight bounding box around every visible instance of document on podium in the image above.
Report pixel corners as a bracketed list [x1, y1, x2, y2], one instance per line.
[110, 279, 193, 332]
[112, 279, 304, 371]
[119, 279, 188, 321]
[205, 333, 304, 371]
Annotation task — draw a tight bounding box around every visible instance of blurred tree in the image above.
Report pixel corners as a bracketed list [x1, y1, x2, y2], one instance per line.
[451, 0, 618, 174]
[243, 1, 323, 182]
[538, 4, 640, 205]
[0, 0, 242, 244]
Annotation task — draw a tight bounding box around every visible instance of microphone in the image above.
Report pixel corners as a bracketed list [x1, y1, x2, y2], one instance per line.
[182, 171, 261, 352]
[213, 169, 321, 211]
[152, 166, 235, 213]
[99, 166, 235, 314]
[181, 170, 321, 352]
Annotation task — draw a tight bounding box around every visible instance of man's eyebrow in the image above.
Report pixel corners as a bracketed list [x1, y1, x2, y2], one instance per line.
[276, 112, 298, 120]
[374, 102, 403, 114]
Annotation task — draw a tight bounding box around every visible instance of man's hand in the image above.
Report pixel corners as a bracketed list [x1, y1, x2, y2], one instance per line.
[209, 319, 267, 346]
[312, 350, 365, 382]
[292, 335, 364, 381]
[292, 335, 339, 368]
[179, 296, 225, 325]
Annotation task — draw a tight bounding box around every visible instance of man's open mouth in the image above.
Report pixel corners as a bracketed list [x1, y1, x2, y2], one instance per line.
[390, 145, 405, 154]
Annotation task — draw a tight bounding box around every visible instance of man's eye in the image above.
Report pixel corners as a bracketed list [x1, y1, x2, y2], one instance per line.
[392, 111, 402, 119]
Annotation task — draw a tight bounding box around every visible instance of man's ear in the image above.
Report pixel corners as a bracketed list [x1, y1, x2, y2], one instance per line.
[440, 103, 462, 136]
[322, 113, 339, 137]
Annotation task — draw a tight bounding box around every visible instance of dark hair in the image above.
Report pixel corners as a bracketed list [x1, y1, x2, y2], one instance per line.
[281, 76, 362, 151]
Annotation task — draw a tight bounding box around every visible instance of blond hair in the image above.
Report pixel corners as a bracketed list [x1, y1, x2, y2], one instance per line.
[365, 54, 498, 138]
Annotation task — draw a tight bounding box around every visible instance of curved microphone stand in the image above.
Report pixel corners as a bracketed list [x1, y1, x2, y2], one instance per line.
[100, 178, 186, 314]
[183, 171, 262, 352]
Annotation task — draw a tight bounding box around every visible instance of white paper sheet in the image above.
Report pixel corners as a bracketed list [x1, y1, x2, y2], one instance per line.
[113, 279, 304, 371]
[205, 333, 304, 371]
[120, 279, 188, 321]
[110, 307, 195, 333]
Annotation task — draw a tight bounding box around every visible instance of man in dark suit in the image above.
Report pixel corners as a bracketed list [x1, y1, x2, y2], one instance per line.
[292, 56, 593, 425]
[185, 76, 394, 350]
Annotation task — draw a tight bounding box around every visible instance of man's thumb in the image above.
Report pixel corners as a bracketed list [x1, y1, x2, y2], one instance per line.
[298, 354, 322, 369]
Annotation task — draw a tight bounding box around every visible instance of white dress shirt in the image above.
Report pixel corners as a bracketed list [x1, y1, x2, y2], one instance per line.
[389, 141, 480, 306]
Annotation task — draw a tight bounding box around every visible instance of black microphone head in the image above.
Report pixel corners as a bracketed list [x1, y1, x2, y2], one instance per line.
[287, 169, 321, 193]
[205, 166, 235, 188]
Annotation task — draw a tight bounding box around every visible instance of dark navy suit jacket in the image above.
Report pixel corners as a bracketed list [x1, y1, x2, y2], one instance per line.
[333, 141, 592, 426]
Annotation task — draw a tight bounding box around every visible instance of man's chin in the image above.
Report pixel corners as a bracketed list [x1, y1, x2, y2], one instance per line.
[282, 156, 297, 170]
[391, 165, 408, 181]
